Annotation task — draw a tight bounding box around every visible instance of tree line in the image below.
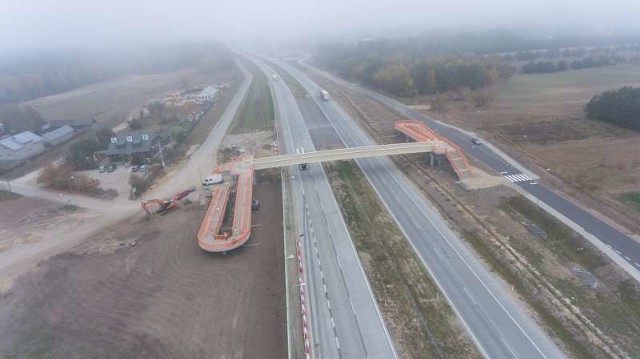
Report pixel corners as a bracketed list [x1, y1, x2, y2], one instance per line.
[320, 53, 513, 97]
[585, 86, 640, 130]
[520, 54, 639, 74]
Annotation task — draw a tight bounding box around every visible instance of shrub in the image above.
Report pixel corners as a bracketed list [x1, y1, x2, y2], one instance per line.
[38, 164, 100, 192]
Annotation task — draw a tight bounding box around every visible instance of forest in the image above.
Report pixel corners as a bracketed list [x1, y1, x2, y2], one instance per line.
[316, 31, 640, 97]
[585, 86, 640, 130]
[0, 42, 233, 104]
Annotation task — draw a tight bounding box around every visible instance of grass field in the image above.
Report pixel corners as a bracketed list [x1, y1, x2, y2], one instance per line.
[497, 65, 640, 106]
[619, 192, 640, 212]
[229, 61, 275, 134]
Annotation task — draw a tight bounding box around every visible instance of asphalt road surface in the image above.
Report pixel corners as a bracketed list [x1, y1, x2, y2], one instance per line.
[247, 55, 397, 359]
[300, 61, 640, 281]
[268, 56, 565, 359]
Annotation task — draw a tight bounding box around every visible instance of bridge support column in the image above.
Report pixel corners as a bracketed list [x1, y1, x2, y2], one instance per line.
[429, 152, 435, 167]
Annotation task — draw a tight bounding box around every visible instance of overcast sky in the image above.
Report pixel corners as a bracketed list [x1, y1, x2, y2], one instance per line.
[1, 0, 640, 52]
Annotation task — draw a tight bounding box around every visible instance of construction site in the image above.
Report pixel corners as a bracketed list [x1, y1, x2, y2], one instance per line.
[3, 49, 640, 359]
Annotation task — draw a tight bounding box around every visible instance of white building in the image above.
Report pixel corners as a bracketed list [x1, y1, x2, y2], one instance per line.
[186, 86, 218, 103]
[0, 131, 45, 162]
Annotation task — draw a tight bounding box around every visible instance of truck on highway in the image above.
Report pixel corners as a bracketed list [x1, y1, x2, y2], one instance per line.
[320, 89, 330, 101]
[296, 147, 308, 170]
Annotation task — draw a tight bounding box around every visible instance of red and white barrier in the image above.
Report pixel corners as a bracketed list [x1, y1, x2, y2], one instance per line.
[297, 234, 312, 358]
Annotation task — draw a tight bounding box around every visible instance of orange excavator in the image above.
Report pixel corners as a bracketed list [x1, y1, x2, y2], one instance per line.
[141, 186, 196, 217]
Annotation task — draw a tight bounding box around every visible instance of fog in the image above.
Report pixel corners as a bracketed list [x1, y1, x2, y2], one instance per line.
[2, 0, 640, 52]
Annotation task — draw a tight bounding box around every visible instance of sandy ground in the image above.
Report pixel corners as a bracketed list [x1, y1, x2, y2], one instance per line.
[0, 180, 285, 358]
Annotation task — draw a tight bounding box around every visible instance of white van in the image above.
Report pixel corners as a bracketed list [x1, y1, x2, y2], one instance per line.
[203, 174, 223, 186]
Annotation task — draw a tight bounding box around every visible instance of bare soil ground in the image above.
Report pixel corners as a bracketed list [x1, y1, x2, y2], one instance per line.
[306, 68, 640, 358]
[0, 179, 285, 358]
[24, 67, 237, 130]
[432, 65, 640, 233]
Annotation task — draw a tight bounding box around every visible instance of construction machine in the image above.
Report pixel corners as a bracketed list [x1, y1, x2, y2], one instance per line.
[140, 186, 196, 217]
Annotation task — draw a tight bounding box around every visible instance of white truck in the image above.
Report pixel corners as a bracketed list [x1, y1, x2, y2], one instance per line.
[320, 89, 330, 101]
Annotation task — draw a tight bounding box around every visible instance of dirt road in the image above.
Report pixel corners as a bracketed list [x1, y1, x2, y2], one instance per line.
[0, 180, 285, 358]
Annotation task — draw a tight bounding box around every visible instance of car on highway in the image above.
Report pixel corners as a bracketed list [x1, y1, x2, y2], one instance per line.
[296, 147, 308, 170]
[471, 137, 482, 145]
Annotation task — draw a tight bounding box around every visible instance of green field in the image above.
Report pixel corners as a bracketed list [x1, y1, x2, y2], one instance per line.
[230, 61, 275, 134]
[619, 192, 640, 212]
[497, 65, 640, 106]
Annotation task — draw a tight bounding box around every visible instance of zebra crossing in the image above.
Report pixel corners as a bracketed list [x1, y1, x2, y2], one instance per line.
[502, 172, 535, 183]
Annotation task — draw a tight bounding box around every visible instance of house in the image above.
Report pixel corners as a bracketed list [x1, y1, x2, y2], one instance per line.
[101, 132, 170, 163]
[42, 125, 75, 146]
[0, 131, 45, 162]
[44, 117, 96, 132]
[186, 86, 218, 103]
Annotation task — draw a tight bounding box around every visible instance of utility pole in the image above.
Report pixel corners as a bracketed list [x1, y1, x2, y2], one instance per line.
[157, 139, 166, 169]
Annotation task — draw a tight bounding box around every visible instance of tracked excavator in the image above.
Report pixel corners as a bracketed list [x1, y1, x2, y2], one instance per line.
[141, 186, 196, 217]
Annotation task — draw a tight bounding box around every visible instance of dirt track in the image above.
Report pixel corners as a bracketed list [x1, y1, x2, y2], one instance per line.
[0, 180, 285, 358]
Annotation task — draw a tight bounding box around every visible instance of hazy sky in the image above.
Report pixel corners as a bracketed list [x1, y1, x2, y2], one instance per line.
[2, 0, 640, 51]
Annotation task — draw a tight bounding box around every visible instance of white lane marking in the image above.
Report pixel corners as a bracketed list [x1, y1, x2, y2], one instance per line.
[635, 262, 640, 268]
[625, 256, 631, 261]
[615, 249, 622, 255]
[335, 337, 340, 349]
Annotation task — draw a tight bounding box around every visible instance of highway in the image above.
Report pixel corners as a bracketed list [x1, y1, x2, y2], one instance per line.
[299, 61, 640, 281]
[267, 55, 566, 359]
[248, 56, 397, 359]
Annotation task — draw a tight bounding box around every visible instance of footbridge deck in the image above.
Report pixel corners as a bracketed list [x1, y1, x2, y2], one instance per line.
[247, 141, 441, 169]
[197, 159, 254, 253]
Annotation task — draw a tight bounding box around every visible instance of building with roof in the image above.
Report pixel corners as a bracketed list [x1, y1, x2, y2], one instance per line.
[186, 86, 218, 103]
[100, 132, 170, 163]
[43, 117, 96, 132]
[0, 131, 45, 162]
[42, 125, 75, 146]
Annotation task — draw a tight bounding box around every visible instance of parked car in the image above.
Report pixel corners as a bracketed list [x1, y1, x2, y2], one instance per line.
[139, 165, 149, 172]
[471, 137, 482, 145]
[98, 165, 107, 173]
[107, 164, 117, 173]
[131, 165, 139, 172]
[252, 198, 260, 211]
